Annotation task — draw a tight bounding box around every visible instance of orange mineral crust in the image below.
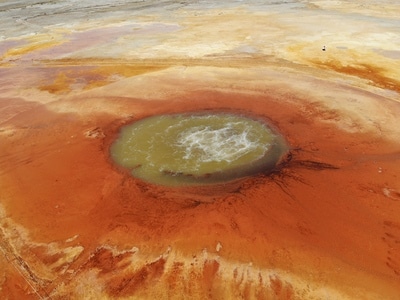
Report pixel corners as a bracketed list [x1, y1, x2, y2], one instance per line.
[1, 60, 400, 299]
[1, 1, 400, 298]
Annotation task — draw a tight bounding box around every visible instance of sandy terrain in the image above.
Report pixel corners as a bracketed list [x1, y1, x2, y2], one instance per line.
[1, 1, 400, 299]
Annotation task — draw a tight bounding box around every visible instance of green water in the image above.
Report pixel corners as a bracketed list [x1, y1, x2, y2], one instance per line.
[110, 113, 288, 186]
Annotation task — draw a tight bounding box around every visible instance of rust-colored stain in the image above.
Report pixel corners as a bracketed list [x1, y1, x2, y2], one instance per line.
[1, 83, 400, 298]
[106, 257, 166, 297]
[314, 60, 400, 93]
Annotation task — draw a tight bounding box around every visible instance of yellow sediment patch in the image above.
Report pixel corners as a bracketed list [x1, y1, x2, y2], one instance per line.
[3, 40, 61, 57]
[286, 43, 400, 93]
[39, 72, 75, 94]
[1, 34, 65, 60]
[315, 60, 400, 93]
[38, 60, 168, 94]
[84, 64, 168, 90]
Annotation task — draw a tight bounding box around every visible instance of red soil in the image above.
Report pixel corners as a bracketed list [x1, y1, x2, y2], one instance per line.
[1, 76, 400, 298]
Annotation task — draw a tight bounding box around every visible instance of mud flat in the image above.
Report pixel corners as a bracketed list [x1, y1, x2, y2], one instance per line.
[1, 1, 400, 299]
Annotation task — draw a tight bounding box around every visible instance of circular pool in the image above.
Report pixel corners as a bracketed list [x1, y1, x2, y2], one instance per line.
[110, 112, 288, 186]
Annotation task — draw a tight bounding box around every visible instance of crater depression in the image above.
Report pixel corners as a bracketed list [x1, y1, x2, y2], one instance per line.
[110, 112, 288, 186]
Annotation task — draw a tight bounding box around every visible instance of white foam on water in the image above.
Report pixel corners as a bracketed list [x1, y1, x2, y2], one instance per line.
[176, 122, 267, 163]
